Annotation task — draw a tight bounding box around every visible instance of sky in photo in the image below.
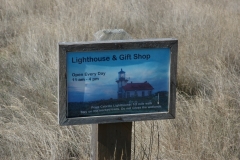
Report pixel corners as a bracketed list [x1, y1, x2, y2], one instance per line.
[67, 48, 170, 102]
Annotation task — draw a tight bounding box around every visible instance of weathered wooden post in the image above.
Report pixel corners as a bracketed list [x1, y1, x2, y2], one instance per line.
[91, 29, 132, 160]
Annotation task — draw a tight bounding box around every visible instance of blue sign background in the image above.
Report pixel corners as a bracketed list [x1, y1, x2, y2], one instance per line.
[67, 48, 170, 103]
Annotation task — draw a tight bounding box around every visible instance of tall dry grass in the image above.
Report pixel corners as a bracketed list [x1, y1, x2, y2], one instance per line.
[0, 0, 239, 159]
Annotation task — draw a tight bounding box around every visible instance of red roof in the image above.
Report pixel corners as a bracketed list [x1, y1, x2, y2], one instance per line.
[122, 81, 154, 91]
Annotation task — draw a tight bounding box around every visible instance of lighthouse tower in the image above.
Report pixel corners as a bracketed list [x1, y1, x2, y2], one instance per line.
[116, 69, 128, 98]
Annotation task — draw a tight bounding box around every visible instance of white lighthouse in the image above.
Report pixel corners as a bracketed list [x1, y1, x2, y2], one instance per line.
[116, 69, 128, 98]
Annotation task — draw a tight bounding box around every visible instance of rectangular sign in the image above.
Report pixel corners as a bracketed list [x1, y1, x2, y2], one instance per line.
[59, 39, 178, 125]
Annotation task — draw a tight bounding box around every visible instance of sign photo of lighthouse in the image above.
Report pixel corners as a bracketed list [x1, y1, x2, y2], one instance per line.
[67, 48, 170, 118]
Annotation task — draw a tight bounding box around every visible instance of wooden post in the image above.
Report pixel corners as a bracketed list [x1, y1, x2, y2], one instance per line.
[91, 124, 98, 160]
[98, 122, 132, 160]
[91, 29, 132, 160]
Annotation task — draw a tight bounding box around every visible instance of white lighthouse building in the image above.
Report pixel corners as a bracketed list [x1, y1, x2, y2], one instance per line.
[116, 69, 154, 99]
[116, 69, 129, 98]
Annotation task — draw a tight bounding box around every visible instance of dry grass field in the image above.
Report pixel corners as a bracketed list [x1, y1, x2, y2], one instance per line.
[0, 0, 239, 159]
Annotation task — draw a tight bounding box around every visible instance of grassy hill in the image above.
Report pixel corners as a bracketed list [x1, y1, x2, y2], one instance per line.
[0, 0, 239, 159]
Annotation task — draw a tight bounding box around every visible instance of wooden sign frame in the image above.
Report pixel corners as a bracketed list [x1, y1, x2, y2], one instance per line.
[58, 38, 178, 125]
